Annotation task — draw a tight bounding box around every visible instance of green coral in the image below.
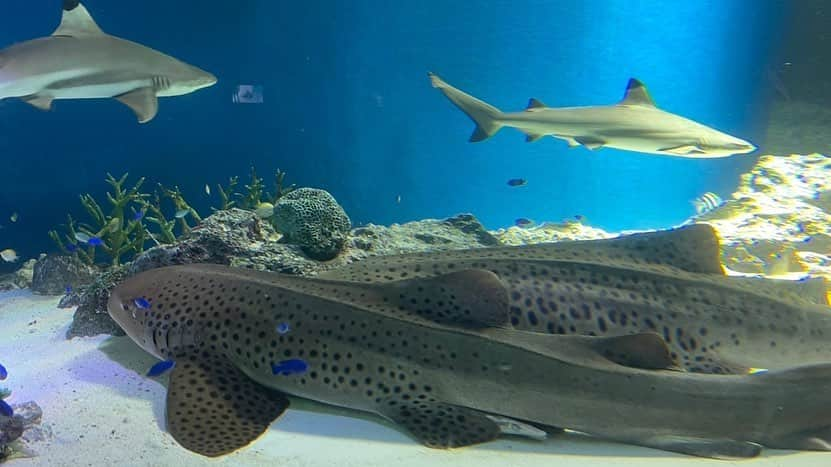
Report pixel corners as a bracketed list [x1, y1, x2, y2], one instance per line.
[211, 168, 295, 211]
[49, 173, 200, 266]
[49, 173, 150, 266]
[0, 387, 10, 400]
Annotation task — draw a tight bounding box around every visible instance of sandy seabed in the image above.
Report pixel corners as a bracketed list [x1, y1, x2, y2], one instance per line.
[0, 290, 827, 467]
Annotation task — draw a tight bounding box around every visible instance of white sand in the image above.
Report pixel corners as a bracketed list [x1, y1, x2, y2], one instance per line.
[0, 290, 827, 467]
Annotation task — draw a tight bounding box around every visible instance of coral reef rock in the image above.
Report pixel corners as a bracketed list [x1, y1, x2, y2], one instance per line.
[273, 188, 352, 260]
[348, 214, 500, 256]
[31, 255, 97, 295]
[0, 401, 46, 462]
[66, 266, 128, 339]
[67, 210, 503, 338]
[691, 154, 831, 280]
[492, 220, 614, 246]
[0, 259, 36, 291]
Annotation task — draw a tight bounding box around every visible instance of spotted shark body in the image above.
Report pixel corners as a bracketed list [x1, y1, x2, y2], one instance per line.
[109, 261, 831, 459]
[320, 224, 831, 375]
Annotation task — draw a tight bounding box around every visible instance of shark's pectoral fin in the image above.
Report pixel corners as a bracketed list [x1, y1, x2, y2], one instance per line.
[383, 269, 510, 328]
[21, 95, 54, 111]
[379, 398, 502, 448]
[574, 136, 605, 150]
[116, 87, 159, 123]
[166, 352, 289, 457]
[634, 435, 762, 459]
[658, 144, 707, 155]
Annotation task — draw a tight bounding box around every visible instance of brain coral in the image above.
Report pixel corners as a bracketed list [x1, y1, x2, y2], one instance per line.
[273, 188, 351, 260]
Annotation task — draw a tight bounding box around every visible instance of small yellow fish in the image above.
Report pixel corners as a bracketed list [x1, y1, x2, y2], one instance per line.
[0, 249, 18, 262]
[107, 217, 121, 233]
[254, 202, 274, 219]
[9, 212, 18, 223]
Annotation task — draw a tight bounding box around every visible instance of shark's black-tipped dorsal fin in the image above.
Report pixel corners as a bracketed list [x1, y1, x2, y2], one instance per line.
[53, 2, 105, 37]
[525, 98, 547, 111]
[620, 78, 656, 107]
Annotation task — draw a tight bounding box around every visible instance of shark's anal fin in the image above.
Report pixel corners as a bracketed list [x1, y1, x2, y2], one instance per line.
[635, 435, 762, 459]
[765, 426, 831, 451]
[379, 398, 502, 448]
[53, 2, 105, 36]
[21, 95, 54, 111]
[384, 269, 510, 328]
[574, 136, 605, 150]
[166, 352, 289, 457]
[115, 87, 159, 123]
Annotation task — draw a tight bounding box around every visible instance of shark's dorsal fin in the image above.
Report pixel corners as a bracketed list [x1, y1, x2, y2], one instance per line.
[620, 78, 656, 107]
[52, 2, 105, 37]
[383, 269, 510, 328]
[525, 98, 547, 111]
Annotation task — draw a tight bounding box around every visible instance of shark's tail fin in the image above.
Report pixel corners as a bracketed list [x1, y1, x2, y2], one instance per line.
[429, 72, 503, 142]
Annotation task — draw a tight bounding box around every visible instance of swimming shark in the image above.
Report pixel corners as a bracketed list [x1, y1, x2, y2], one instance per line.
[0, 1, 216, 123]
[429, 73, 756, 158]
[321, 224, 831, 375]
[108, 262, 831, 459]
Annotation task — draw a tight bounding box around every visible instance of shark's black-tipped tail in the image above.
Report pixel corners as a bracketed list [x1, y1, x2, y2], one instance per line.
[428, 72, 503, 142]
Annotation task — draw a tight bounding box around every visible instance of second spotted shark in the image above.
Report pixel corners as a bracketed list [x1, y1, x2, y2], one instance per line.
[322, 224, 831, 375]
[109, 261, 831, 459]
[429, 73, 755, 157]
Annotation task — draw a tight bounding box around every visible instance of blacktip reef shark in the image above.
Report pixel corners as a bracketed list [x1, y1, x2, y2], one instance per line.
[429, 72, 756, 157]
[109, 262, 831, 459]
[321, 223, 831, 375]
[0, 1, 216, 123]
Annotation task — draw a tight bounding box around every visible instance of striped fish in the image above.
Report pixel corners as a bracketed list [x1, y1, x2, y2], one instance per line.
[693, 192, 723, 215]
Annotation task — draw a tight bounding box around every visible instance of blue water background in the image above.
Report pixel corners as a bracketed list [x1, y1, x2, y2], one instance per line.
[0, 0, 789, 267]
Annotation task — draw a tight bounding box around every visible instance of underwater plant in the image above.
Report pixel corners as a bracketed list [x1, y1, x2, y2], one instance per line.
[212, 168, 296, 211]
[49, 173, 150, 266]
[49, 173, 201, 266]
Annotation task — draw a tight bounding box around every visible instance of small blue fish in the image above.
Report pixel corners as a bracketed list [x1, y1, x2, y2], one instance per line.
[506, 178, 527, 187]
[65, 286, 72, 295]
[0, 400, 12, 417]
[133, 297, 151, 309]
[87, 237, 103, 247]
[66, 243, 78, 253]
[133, 210, 144, 221]
[0, 362, 7, 380]
[276, 322, 290, 334]
[147, 360, 175, 377]
[271, 359, 308, 376]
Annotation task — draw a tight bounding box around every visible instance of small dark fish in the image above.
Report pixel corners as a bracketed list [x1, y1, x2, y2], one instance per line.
[66, 243, 78, 253]
[515, 217, 534, 227]
[276, 322, 290, 334]
[506, 178, 527, 187]
[0, 362, 7, 380]
[574, 215, 584, 222]
[87, 237, 103, 247]
[133, 210, 144, 221]
[0, 400, 12, 417]
[147, 360, 175, 377]
[133, 297, 151, 309]
[271, 358, 308, 376]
